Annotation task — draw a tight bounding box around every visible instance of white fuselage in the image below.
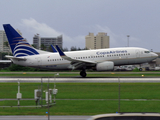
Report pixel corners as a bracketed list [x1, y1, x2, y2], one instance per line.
[12, 47, 158, 70]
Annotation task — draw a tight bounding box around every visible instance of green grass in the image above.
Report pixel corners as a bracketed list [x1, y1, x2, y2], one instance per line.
[0, 71, 160, 77]
[0, 83, 160, 115]
[1, 100, 160, 115]
[1, 83, 160, 99]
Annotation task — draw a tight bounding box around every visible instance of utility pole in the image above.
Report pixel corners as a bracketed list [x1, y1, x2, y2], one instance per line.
[41, 77, 43, 107]
[48, 77, 50, 120]
[118, 77, 120, 113]
[127, 35, 130, 47]
[54, 73, 59, 103]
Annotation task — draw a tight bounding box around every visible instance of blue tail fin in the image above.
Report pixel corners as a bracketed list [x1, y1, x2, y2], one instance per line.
[3, 24, 39, 57]
[51, 45, 57, 53]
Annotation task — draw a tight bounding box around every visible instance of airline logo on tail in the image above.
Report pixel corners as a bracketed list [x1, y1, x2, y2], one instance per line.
[3, 24, 39, 57]
[13, 39, 39, 57]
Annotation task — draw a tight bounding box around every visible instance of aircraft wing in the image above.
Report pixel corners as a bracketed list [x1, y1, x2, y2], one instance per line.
[0, 60, 12, 63]
[55, 45, 96, 64]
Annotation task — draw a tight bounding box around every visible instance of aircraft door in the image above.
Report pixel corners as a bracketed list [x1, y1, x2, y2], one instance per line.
[135, 50, 140, 58]
[135, 50, 141, 64]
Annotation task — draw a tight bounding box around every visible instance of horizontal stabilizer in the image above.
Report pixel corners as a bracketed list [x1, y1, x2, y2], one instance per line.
[5, 55, 26, 60]
[0, 60, 12, 63]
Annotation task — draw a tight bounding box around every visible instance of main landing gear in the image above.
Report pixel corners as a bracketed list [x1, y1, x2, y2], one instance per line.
[139, 68, 142, 71]
[80, 70, 87, 78]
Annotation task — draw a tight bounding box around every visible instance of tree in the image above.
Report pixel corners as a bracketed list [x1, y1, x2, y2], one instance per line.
[63, 47, 69, 52]
[83, 47, 88, 50]
[4, 41, 9, 48]
[3, 41, 10, 55]
[77, 47, 81, 51]
[70, 46, 77, 51]
[48, 45, 52, 52]
[41, 44, 46, 51]
[31, 44, 36, 48]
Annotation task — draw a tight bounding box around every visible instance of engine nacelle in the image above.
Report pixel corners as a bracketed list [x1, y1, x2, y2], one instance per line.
[96, 61, 114, 71]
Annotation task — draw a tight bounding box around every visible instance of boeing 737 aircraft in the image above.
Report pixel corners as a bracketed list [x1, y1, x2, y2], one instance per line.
[3, 24, 158, 77]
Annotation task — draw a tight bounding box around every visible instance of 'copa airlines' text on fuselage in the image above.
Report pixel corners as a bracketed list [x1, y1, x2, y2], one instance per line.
[96, 50, 127, 55]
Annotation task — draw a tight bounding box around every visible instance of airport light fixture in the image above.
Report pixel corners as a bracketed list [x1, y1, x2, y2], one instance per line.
[17, 79, 22, 106]
[54, 73, 59, 89]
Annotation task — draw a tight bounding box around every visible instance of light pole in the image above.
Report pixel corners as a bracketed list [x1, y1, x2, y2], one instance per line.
[127, 35, 130, 47]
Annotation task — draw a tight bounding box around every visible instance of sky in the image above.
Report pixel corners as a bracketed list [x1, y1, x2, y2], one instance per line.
[0, 0, 160, 51]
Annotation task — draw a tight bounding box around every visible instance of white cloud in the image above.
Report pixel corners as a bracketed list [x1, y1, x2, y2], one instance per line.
[20, 18, 141, 50]
[20, 18, 85, 49]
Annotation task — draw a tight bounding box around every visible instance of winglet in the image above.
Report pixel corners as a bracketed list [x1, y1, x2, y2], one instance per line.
[51, 45, 57, 53]
[55, 45, 97, 64]
[56, 45, 65, 56]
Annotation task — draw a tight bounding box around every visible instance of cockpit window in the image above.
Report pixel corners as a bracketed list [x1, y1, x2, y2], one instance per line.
[144, 51, 150, 53]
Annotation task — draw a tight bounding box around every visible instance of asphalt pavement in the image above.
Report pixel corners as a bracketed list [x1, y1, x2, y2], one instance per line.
[0, 77, 160, 83]
[0, 116, 90, 120]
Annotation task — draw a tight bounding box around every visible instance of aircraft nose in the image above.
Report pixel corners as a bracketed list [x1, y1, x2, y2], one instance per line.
[151, 52, 158, 58]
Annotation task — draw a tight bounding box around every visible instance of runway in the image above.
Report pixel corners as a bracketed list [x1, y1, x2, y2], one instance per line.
[0, 116, 90, 120]
[0, 77, 160, 83]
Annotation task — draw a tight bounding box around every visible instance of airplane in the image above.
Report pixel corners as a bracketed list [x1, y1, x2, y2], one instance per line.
[3, 24, 158, 77]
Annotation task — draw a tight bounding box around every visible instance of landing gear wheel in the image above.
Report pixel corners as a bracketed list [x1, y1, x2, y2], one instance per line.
[80, 70, 87, 78]
[139, 68, 142, 71]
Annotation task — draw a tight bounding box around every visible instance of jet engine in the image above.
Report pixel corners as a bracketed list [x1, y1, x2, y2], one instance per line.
[96, 61, 114, 71]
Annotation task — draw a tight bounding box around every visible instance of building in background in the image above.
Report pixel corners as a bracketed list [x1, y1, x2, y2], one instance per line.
[85, 32, 109, 49]
[0, 29, 22, 53]
[33, 34, 63, 51]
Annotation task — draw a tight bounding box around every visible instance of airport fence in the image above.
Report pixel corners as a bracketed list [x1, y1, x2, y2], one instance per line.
[0, 77, 160, 113]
